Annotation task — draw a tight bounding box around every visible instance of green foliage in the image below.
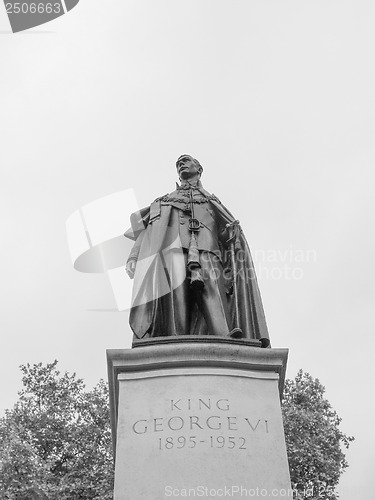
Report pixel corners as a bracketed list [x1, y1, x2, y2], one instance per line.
[0, 361, 114, 500]
[282, 370, 354, 500]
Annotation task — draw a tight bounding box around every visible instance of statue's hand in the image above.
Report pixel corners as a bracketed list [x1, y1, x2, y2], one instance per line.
[126, 260, 136, 279]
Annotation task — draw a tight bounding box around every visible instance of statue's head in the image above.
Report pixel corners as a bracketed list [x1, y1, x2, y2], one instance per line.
[176, 155, 203, 181]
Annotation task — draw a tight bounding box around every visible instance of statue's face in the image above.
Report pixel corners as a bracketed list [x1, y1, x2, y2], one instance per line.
[176, 155, 201, 180]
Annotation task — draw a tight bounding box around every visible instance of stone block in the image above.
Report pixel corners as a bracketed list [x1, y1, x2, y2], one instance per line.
[107, 342, 291, 499]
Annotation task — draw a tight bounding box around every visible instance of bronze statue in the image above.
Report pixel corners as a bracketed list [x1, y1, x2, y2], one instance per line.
[125, 155, 270, 346]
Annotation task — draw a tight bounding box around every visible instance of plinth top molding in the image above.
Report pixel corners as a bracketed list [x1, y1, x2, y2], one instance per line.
[108, 341, 288, 388]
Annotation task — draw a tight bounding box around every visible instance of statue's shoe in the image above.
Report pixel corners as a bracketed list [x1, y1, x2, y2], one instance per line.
[228, 328, 244, 339]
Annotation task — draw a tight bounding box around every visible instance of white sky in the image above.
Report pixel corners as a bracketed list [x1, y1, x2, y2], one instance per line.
[1, 1, 374, 498]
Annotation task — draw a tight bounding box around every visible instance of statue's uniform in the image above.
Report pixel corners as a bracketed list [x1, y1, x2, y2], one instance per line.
[125, 181, 270, 345]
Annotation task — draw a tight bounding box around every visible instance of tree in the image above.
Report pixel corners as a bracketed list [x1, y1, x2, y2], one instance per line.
[0, 361, 113, 500]
[282, 370, 354, 499]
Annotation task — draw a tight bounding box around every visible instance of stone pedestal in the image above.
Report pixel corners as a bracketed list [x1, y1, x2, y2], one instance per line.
[107, 339, 292, 499]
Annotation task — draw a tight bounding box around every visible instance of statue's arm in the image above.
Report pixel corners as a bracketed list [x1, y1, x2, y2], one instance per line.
[124, 204, 153, 279]
[126, 231, 145, 279]
[213, 202, 235, 246]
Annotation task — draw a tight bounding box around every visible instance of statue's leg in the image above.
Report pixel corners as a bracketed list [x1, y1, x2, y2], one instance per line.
[194, 251, 231, 336]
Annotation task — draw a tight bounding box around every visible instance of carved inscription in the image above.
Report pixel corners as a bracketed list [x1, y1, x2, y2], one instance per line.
[131, 398, 270, 451]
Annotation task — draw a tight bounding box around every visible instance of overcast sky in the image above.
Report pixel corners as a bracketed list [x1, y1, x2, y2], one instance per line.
[1, 1, 374, 499]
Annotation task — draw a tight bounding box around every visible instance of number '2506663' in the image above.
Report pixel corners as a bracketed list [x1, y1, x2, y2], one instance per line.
[6, 3, 62, 14]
